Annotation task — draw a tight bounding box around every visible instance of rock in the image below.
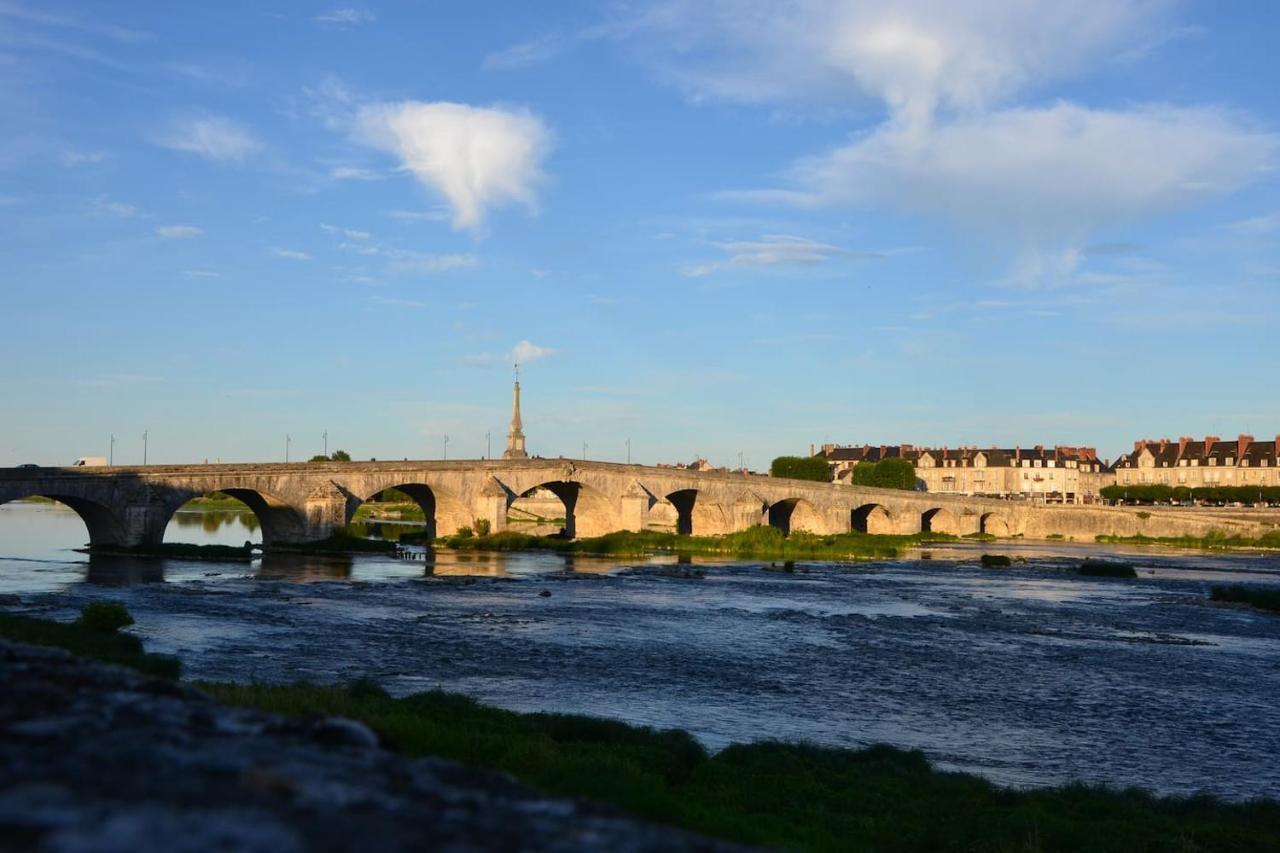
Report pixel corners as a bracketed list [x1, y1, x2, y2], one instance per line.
[538, 590, 552, 598]
[0, 640, 747, 852]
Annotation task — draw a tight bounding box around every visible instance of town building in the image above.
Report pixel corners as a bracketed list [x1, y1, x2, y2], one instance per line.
[815, 443, 1112, 504]
[1113, 435, 1280, 488]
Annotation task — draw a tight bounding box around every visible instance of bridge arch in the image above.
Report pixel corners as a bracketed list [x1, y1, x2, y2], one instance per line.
[921, 507, 962, 535]
[517, 480, 620, 539]
[980, 512, 1012, 537]
[159, 487, 306, 546]
[0, 493, 128, 547]
[664, 489, 731, 536]
[349, 482, 472, 540]
[851, 503, 894, 534]
[766, 497, 825, 536]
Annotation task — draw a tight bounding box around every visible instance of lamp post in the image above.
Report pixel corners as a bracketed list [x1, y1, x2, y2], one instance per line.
[142, 430, 148, 466]
[285, 434, 291, 463]
[486, 431, 491, 460]
[443, 434, 449, 460]
[582, 441, 588, 461]
[109, 434, 115, 466]
[323, 430, 328, 458]
[625, 438, 631, 465]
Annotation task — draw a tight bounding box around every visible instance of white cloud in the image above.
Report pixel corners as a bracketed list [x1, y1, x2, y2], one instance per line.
[626, 0, 1162, 120]
[510, 340, 555, 364]
[315, 8, 375, 26]
[157, 115, 260, 164]
[356, 101, 552, 231]
[779, 104, 1276, 241]
[270, 248, 311, 261]
[183, 269, 220, 278]
[155, 225, 202, 239]
[62, 150, 108, 166]
[386, 208, 450, 223]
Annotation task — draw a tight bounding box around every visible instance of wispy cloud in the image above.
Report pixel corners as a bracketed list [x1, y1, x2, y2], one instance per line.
[371, 295, 427, 309]
[156, 115, 261, 164]
[386, 208, 450, 223]
[183, 270, 220, 279]
[270, 248, 311, 261]
[90, 195, 138, 218]
[482, 32, 567, 70]
[0, 2, 151, 44]
[155, 225, 202, 239]
[1226, 212, 1280, 235]
[61, 149, 108, 167]
[320, 223, 371, 241]
[329, 165, 383, 181]
[681, 234, 873, 276]
[388, 253, 478, 275]
[315, 8, 375, 26]
[356, 101, 552, 231]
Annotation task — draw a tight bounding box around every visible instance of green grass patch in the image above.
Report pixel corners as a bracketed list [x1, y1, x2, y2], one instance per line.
[1096, 530, 1280, 551]
[440, 526, 956, 561]
[202, 679, 1280, 852]
[0, 605, 180, 679]
[1210, 585, 1280, 614]
[1078, 560, 1139, 579]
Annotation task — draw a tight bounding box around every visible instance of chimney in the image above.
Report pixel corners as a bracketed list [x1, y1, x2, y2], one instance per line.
[1177, 436, 1191, 461]
[809, 443, 815, 457]
[1237, 435, 1252, 463]
[1015, 445, 1021, 463]
[1133, 439, 1146, 453]
[1205, 436, 1220, 453]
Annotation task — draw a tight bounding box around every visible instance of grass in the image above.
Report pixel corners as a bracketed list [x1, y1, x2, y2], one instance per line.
[1096, 530, 1280, 551]
[0, 606, 180, 679]
[202, 679, 1280, 853]
[1210, 585, 1280, 614]
[440, 526, 956, 561]
[87, 542, 255, 561]
[1079, 560, 1138, 579]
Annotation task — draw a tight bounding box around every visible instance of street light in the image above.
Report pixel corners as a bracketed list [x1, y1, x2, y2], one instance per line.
[486, 431, 491, 460]
[443, 434, 449, 460]
[142, 430, 148, 465]
[625, 438, 631, 465]
[582, 441, 588, 460]
[285, 434, 291, 463]
[323, 430, 328, 458]
[109, 434, 115, 466]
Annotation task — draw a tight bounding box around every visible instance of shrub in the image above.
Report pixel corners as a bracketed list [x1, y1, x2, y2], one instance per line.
[1079, 560, 1138, 578]
[473, 518, 492, 536]
[770, 456, 831, 482]
[77, 602, 134, 633]
[1210, 585, 1280, 614]
[980, 554, 1012, 568]
[851, 458, 919, 490]
[454, 526, 474, 539]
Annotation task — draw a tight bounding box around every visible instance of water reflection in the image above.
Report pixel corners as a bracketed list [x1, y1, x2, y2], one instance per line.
[85, 554, 166, 586]
[171, 510, 261, 536]
[256, 552, 353, 582]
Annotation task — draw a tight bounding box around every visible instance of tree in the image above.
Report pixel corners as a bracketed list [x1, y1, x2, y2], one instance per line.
[851, 458, 918, 490]
[331, 449, 351, 462]
[770, 456, 832, 482]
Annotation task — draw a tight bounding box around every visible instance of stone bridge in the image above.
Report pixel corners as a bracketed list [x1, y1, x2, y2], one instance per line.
[1, 459, 1273, 547]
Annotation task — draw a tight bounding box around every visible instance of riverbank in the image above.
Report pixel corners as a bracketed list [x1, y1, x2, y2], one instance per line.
[1097, 530, 1280, 551]
[3, 606, 1278, 852]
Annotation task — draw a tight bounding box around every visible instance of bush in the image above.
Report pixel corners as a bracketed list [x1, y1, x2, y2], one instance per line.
[1102, 484, 1280, 505]
[770, 456, 831, 482]
[980, 554, 1012, 568]
[77, 602, 134, 633]
[1211, 585, 1280, 614]
[454, 526, 474, 539]
[473, 518, 492, 536]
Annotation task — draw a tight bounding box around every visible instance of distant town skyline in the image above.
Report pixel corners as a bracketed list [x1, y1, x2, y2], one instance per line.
[2, 1, 1277, 468]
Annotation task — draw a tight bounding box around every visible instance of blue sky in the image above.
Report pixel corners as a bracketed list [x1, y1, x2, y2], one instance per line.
[1, 1, 1277, 468]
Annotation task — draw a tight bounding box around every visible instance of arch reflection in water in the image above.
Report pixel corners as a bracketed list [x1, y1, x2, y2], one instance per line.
[255, 553, 353, 582]
[85, 554, 166, 587]
[167, 509, 262, 546]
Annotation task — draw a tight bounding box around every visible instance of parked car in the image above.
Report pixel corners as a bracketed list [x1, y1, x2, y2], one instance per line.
[16, 463, 39, 469]
[71, 456, 108, 467]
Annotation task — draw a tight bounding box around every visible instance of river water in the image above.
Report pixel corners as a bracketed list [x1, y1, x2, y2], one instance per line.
[2, 500, 1279, 801]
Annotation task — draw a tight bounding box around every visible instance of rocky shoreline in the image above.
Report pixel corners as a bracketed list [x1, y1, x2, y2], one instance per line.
[0, 640, 743, 852]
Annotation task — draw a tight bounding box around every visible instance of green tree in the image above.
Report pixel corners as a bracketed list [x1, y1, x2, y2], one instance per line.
[851, 458, 918, 490]
[331, 449, 351, 462]
[770, 456, 831, 482]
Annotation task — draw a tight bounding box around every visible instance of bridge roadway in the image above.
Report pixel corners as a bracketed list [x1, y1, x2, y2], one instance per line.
[0, 458, 1271, 547]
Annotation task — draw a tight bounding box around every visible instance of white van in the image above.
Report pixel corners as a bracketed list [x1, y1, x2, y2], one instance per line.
[71, 456, 109, 467]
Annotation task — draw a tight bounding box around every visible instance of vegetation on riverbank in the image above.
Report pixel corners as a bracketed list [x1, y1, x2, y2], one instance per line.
[440, 526, 955, 560]
[204, 678, 1280, 852]
[4, 606, 1280, 850]
[0, 605, 180, 678]
[86, 542, 255, 561]
[1101, 484, 1280, 505]
[180, 492, 253, 512]
[769, 455, 831, 482]
[266, 531, 397, 554]
[1096, 530, 1280, 551]
[1210, 584, 1280, 614]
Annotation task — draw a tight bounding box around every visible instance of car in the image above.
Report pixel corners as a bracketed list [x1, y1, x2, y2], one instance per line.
[16, 463, 39, 469]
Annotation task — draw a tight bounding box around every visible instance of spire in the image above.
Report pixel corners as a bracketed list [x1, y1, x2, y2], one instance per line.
[503, 364, 528, 459]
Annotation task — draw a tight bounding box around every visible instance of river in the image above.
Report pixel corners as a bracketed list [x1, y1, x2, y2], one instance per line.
[2, 499, 1279, 801]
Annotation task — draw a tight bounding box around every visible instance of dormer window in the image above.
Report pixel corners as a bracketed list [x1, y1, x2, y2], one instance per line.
[1209, 458, 1217, 466]
[1226, 457, 1234, 466]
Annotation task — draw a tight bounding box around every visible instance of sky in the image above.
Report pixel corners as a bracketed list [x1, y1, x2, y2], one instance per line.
[1, 1, 1277, 469]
